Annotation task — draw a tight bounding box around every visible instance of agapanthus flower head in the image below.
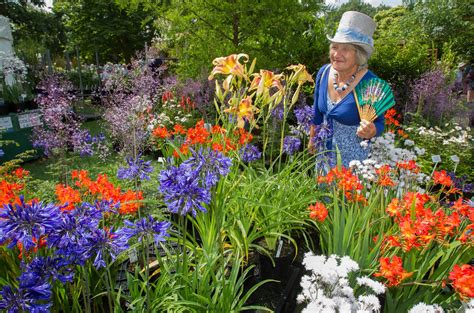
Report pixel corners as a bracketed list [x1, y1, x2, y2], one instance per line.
[312, 122, 333, 150]
[283, 136, 301, 155]
[239, 144, 262, 163]
[158, 164, 211, 217]
[20, 256, 74, 286]
[183, 147, 232, 187]
[294, 105, 313, 134]
[117, 154, 154, 181]
[119, 215, 171, 245]
[82, 227, 129, 269]
[0, 196, 62, 251]
[0, 283, 52, 312]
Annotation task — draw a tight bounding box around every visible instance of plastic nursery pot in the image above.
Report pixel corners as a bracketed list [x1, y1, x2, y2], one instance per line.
[258, 239, 296, 282]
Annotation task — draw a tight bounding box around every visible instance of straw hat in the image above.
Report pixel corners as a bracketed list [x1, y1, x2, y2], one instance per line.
[327, 11, 376, 57]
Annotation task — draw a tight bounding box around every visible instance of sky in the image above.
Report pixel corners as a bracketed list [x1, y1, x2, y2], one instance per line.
[44, 0, 403, 10]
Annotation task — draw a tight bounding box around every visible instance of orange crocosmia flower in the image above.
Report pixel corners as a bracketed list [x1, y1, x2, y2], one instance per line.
[235, 128, 253, 145]
[0, 180, 24, 206]
[459, 224, 474, 244]
[173, 124, 187, 135]
[186, 120, 210, 145]
[374, 256, 413, 287]
[397, 129, 408, 138]
[386, 198, 403, 217]
[451, 198, 473, 217]
[449, 264, 474, 299]
[152, 126, 171, 139]
[433, 170, 453, 187]
[55, 184, 81, 211]
[118, 190, 143, 215]
[384, 109, 401, 127]
[173, 144, 190, 158]
[224, 138, 236, 152]
[308, 202, 328, 222]
[376, 165, 396, 187]
[396, 160, 420, 174]
[211, 125, 227, 134]
[211, 142, 223, 152]
[12, 168, 30, 179]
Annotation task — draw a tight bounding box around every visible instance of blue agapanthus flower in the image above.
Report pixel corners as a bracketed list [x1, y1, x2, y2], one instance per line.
[0, 283, 52, 312]
[294, 105, 313, 135]
[282, 136, 301, 155]
[119, 215, 171, 245]
[239, 144, 262, 163]
[183, 148, 232, 187]
[0, 149, 4, 157]
[117, 154, 154, 181]
[312, 121, 333, 151]
[20, 256, 74, 287]
[159, 164, 211, 217]
[0, 196, 62, 251]
[82, 227, 129, 269]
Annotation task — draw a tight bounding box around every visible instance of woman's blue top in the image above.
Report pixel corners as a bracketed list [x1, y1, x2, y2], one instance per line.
[312, 64, 385, 167]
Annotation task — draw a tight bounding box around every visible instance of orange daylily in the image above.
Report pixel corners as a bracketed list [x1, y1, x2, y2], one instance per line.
[224, 96, 259, 128]
[249, 70, 284, 99]
[208, 54, 249, 91]
[286, 64, 314, 85]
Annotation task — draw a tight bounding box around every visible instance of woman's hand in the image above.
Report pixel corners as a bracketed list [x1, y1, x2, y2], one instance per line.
[356, 119, 376, 139]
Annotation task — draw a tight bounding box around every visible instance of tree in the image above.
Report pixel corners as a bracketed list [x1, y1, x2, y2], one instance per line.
[116, 0, 326, 78]
[54, 0, 156, 63]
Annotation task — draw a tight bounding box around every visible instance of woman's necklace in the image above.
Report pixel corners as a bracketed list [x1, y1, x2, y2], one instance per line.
[333, 69, 359, 93]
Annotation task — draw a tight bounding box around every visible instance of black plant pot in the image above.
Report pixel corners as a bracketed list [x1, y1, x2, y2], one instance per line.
[258, 242, 295, 282]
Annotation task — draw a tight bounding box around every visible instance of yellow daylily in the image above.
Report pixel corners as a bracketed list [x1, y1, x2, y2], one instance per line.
[208, 54, 249, 91]
[286, 64, 314, 85]
[224, 96, 259, 128]
[249, 70, 284, 98]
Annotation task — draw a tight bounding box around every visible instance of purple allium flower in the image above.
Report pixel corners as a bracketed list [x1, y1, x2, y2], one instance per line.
[158, 164, 211, 217]
[294, 105, 313, 135]
[183, 148, 232, 187]
[119, 215, 171, 245]
[82, 227, 129, 269]
[0, 196, 62, 251]
[239, 144, 262, 163]
[282, 136, 301, 155]
[0, 284, 52, 312]
[117, 155, 154, 181]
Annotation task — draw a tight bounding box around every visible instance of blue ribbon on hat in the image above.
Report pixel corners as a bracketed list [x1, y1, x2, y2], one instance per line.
[335, 28, 373, 46]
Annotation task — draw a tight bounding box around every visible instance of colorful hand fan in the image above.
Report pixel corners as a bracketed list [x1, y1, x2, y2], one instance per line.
[353, 77, 395, 122]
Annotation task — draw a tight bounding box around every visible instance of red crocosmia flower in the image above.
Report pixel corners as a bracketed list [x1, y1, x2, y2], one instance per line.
[397, 129, 408, 138]
[235, 128, 253, 145]
[449, 264, 474, 299]
[152, 126, 171, 139]
[308, 202, 328, 222]
[173, 144, 190, 158]
[374, 256, 413, 287]
[384, 109, 401, 127]
[386, 198, 402, 217]
[55, 184, 81, 211]
[433, 170, 453, 187]
[118, 190, 143, 215]
[376, 165, 396, 187]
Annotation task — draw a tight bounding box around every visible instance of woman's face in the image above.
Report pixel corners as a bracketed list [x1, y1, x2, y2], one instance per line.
[330, 43, 358, 73]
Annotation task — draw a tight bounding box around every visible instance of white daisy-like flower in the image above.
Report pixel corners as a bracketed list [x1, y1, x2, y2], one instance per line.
[356, 276, 386, 295]
[408, 302, 444, 313]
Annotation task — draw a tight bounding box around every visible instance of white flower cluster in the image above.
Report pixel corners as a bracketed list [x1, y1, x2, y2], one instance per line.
[407, 123, 473, 147]
[408, 302, 444, 313]
[349, 132, 429, 192]
[0, 51, 28, 82]
[147, 99, 192, 130]
[297, 253, 385, 313]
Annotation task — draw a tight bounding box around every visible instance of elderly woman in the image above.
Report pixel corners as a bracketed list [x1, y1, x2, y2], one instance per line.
[309, 11, 386, 169]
